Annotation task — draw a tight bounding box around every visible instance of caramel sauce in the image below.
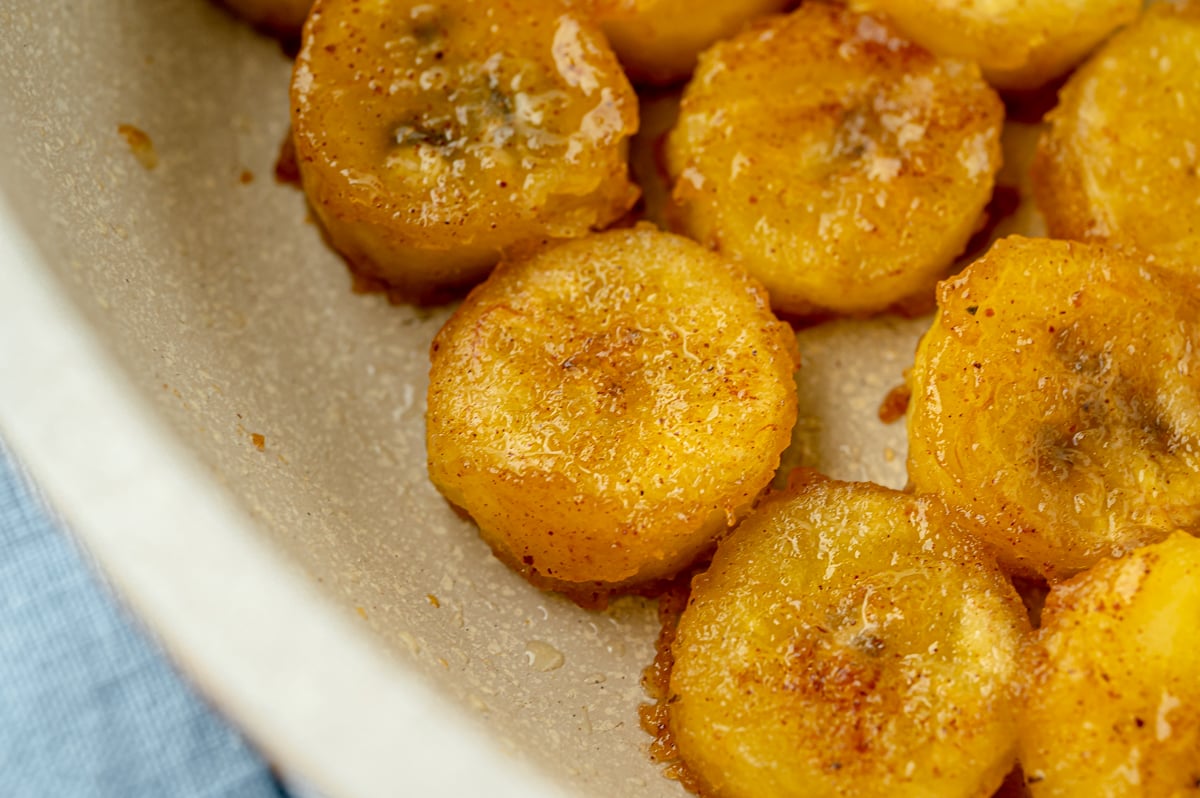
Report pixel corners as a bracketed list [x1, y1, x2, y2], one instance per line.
[639, 576, 706, 796]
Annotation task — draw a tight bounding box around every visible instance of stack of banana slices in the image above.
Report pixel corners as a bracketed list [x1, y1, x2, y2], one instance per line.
[221, 0, 1200, 794]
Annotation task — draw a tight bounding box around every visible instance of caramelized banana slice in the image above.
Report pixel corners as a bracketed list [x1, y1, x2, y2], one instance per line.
[220, 0, 312, 36]
[670, 473, 1028, 798]
[597, 0, 790, 86]
[665, 4, 1003, 317]
[848, 0, 1138, 91]
[426, 226, 798, 596]
[1034, 1, 1200, 265]
[291, 0, 639, 302]
[907, 237, 1200, 580]
[1021, 532, 1200, 796]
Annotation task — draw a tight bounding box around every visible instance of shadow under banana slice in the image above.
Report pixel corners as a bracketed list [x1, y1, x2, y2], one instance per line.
[669, 473, 1027, 798]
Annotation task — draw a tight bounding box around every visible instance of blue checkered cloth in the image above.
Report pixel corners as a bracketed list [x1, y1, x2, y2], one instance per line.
[0, 440, 290, 798]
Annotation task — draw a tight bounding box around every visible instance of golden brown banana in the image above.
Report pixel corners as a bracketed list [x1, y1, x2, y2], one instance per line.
[426, 226, 798, 597]
[669, 473, 1029, 798]
[597, 0, 790, 86]
[291, 0, 639, 302]
[907, 236, 1200, 580]
[1020, 532, 1200, 796]
[1034, 1, 1200, 267]
[665, 3, 1003, 317]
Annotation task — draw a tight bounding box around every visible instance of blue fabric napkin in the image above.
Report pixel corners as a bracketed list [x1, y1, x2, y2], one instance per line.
[0, 440, 291, 798]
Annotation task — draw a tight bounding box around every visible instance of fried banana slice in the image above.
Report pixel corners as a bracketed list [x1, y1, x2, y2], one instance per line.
[1033, 1, 1200, 266]
[669, 473, 1028, 798]
[848, 0, 1138, 91]
[425, 226, 798, 596]
[665, 4, 1002, 317]
[907, 236, 1200, 580]
[1020, 532, 1200, 796]
[596, 0, 790, 86]
[220, 0, 312, 36]
[291, 0, 639, 302]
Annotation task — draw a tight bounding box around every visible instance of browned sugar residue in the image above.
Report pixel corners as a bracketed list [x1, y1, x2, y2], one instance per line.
[639, 577, 705, 796]
[250, 432, 266, 451]
[117, 124, 158, 170]
[275, 128, 302, 186]
[239, 169, 255, 184]
[878, 382, 912, 424]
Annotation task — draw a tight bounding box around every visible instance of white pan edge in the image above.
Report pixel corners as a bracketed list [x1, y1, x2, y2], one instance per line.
[0, 191, 566, 798]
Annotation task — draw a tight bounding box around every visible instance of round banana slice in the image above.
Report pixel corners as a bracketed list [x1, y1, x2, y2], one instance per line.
[291, 0, 639, 303]
[596, 0, 790, 86]
[907, 236, 1200, 581]
[1033, 1, 1200, 266]
[220, 0, 312, 36]
[847, 0, 1138, 91]
[669, 473, 1028, 798]
[664, 4, 1003, 317]
[425, 226, 799, 597]
[1021, 532, 1200, 796]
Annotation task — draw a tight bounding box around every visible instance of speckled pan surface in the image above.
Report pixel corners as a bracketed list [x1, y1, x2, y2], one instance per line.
[0, 2, 1040, 796]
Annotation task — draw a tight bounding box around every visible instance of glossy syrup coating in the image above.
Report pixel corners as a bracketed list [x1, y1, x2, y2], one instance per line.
[665, 4, 1002, 317]
[595, 0, 790, 86]
[669, 473, 1028, 798]
[907, 236, 1200, 581]
[291, 0, 639, 302]
[220, 0, 313, 35]
[1033, 1, 1200, 268]
[1020, 532, 1200, 796]
[847, 0, 1138, 91]
[425, 226, 799, 594]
